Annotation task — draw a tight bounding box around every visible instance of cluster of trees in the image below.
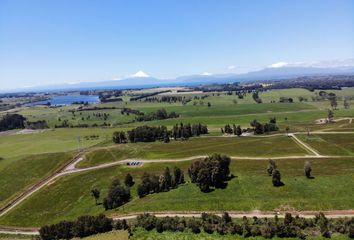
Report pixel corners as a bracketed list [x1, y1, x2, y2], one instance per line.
[267, 159, 314, 187]
[136, 108, 179, 122]
[250, 118, 279, 134]
[221, 124, 242, 136]
[188, 154, 231, 192]
[112, 131, 127, 143]
[252, 91, 262, 104]
[39, 214, 113, 240]
[119, 123, 208, 144]
[267, 159, 284, 187]
[172, 123, 208, 140]
[128, 125, 169, 143]
[71, 101, 89, 105]
[144, 96, 192, 104]
[137, 167, 184, 198]
[0, 114, 26, 131]
[134, 212, 353, 238]
[98, 90, 123, 103]
[24, 120, 48, 129]
[103, 178, 131, 210]
[120, 107, 144, 116]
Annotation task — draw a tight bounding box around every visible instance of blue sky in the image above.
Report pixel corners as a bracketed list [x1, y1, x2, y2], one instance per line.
[0, 0, 353, 89]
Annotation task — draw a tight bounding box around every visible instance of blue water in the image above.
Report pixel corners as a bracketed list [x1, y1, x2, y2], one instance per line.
[26, 95, 100, 106]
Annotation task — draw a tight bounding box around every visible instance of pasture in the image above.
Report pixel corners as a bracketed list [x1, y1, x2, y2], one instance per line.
[78, 135, 309, 168]
[1, 157, 353, 227]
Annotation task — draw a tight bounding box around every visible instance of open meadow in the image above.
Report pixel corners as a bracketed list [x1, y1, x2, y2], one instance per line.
[0, 86, 353, 236]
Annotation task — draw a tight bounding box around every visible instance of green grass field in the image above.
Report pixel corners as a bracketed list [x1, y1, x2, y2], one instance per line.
[1, 156, 353, 227]
[73, 231, 128, 240]
[0, 87, 353, 233]
[78, 135, 309, 168]
[297, 133, 354, 156]
[0, 152, 73, 207]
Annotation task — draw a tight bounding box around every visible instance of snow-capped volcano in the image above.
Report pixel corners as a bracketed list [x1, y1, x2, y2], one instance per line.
[129, 70, 150, 78]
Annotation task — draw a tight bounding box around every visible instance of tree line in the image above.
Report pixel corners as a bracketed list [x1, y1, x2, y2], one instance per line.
[136, 108, 179, 122]
[39, 211, 354, 240]
[113, 123, 208, 144]
[250, 118, 279, 134]
[134, 212, 353, 239]
[0, 114, 26, 131]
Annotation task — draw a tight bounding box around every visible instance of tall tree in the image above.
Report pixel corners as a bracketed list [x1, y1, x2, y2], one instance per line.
[124, 173, 134, 187]
[304, 161, 312, 179]
[91, 188, 100, 205]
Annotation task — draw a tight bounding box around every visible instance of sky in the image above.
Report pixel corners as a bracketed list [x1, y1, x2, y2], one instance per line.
[0, 0, 354, 89]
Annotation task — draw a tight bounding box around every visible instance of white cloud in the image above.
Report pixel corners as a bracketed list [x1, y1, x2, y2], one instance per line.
[111, 77, 122, 81]
[227, 65, 236, 70]
[66, 81, 81, 85]
[268, 62, 288, 68]
[268, 58, 354, 69]
[201, 72, 212, 76]
[130, 70, 150, 78]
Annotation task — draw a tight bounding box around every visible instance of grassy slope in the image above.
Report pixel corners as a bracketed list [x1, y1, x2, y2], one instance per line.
[0, 128, 115, 159]
[73, 231, 128, 240]
[1, 157, 353, 227]
[297, 133, 354, 156]
[0, 152, 73, 207]
[78, 136, 309, 168]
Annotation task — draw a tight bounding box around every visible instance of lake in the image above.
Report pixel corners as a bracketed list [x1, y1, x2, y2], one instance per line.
[25, 95, 100, 106]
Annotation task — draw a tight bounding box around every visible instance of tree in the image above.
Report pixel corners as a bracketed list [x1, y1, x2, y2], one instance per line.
[272, 169, 283, 187]
[91, 188, 100, 205]
[344, 98, 350, 109]
[267, 159, 277, 176]
[329, 96, 337, 110]
[103, 180, 131, 210]
[112, 131, 127, 144]
[173, 167, 184, 186]
[0, 114, 26, 132]
[304, 161, 313, 179]
[188, 154, 231, 192]
[251, 120, 264, 134]
[124, 173, 134, 187]
[235, 125, 242, 137]
[285, 126, 290, 136]
[327, 109, 334, 123]
[162, 167, 172, 191]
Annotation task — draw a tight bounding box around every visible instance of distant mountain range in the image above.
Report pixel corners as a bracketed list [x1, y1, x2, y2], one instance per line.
[4, 66, 354, 93]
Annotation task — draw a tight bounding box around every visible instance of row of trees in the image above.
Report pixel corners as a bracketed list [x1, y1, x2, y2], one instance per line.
[0, 114, 26, 131]
[221, 124, 242, 136]
[137, 167, 185, 198]
[135, 212, 353, 238]
[127, 125, 169, 143]
[250, 118, 279, 134]
[188, 154, 231, 192]
[39, 214, 113, 240]
[136, 108, 179, 122]
[171, 123, 208, 140]
[113, 123, 208, 144]
[144, 96, 191, 104]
